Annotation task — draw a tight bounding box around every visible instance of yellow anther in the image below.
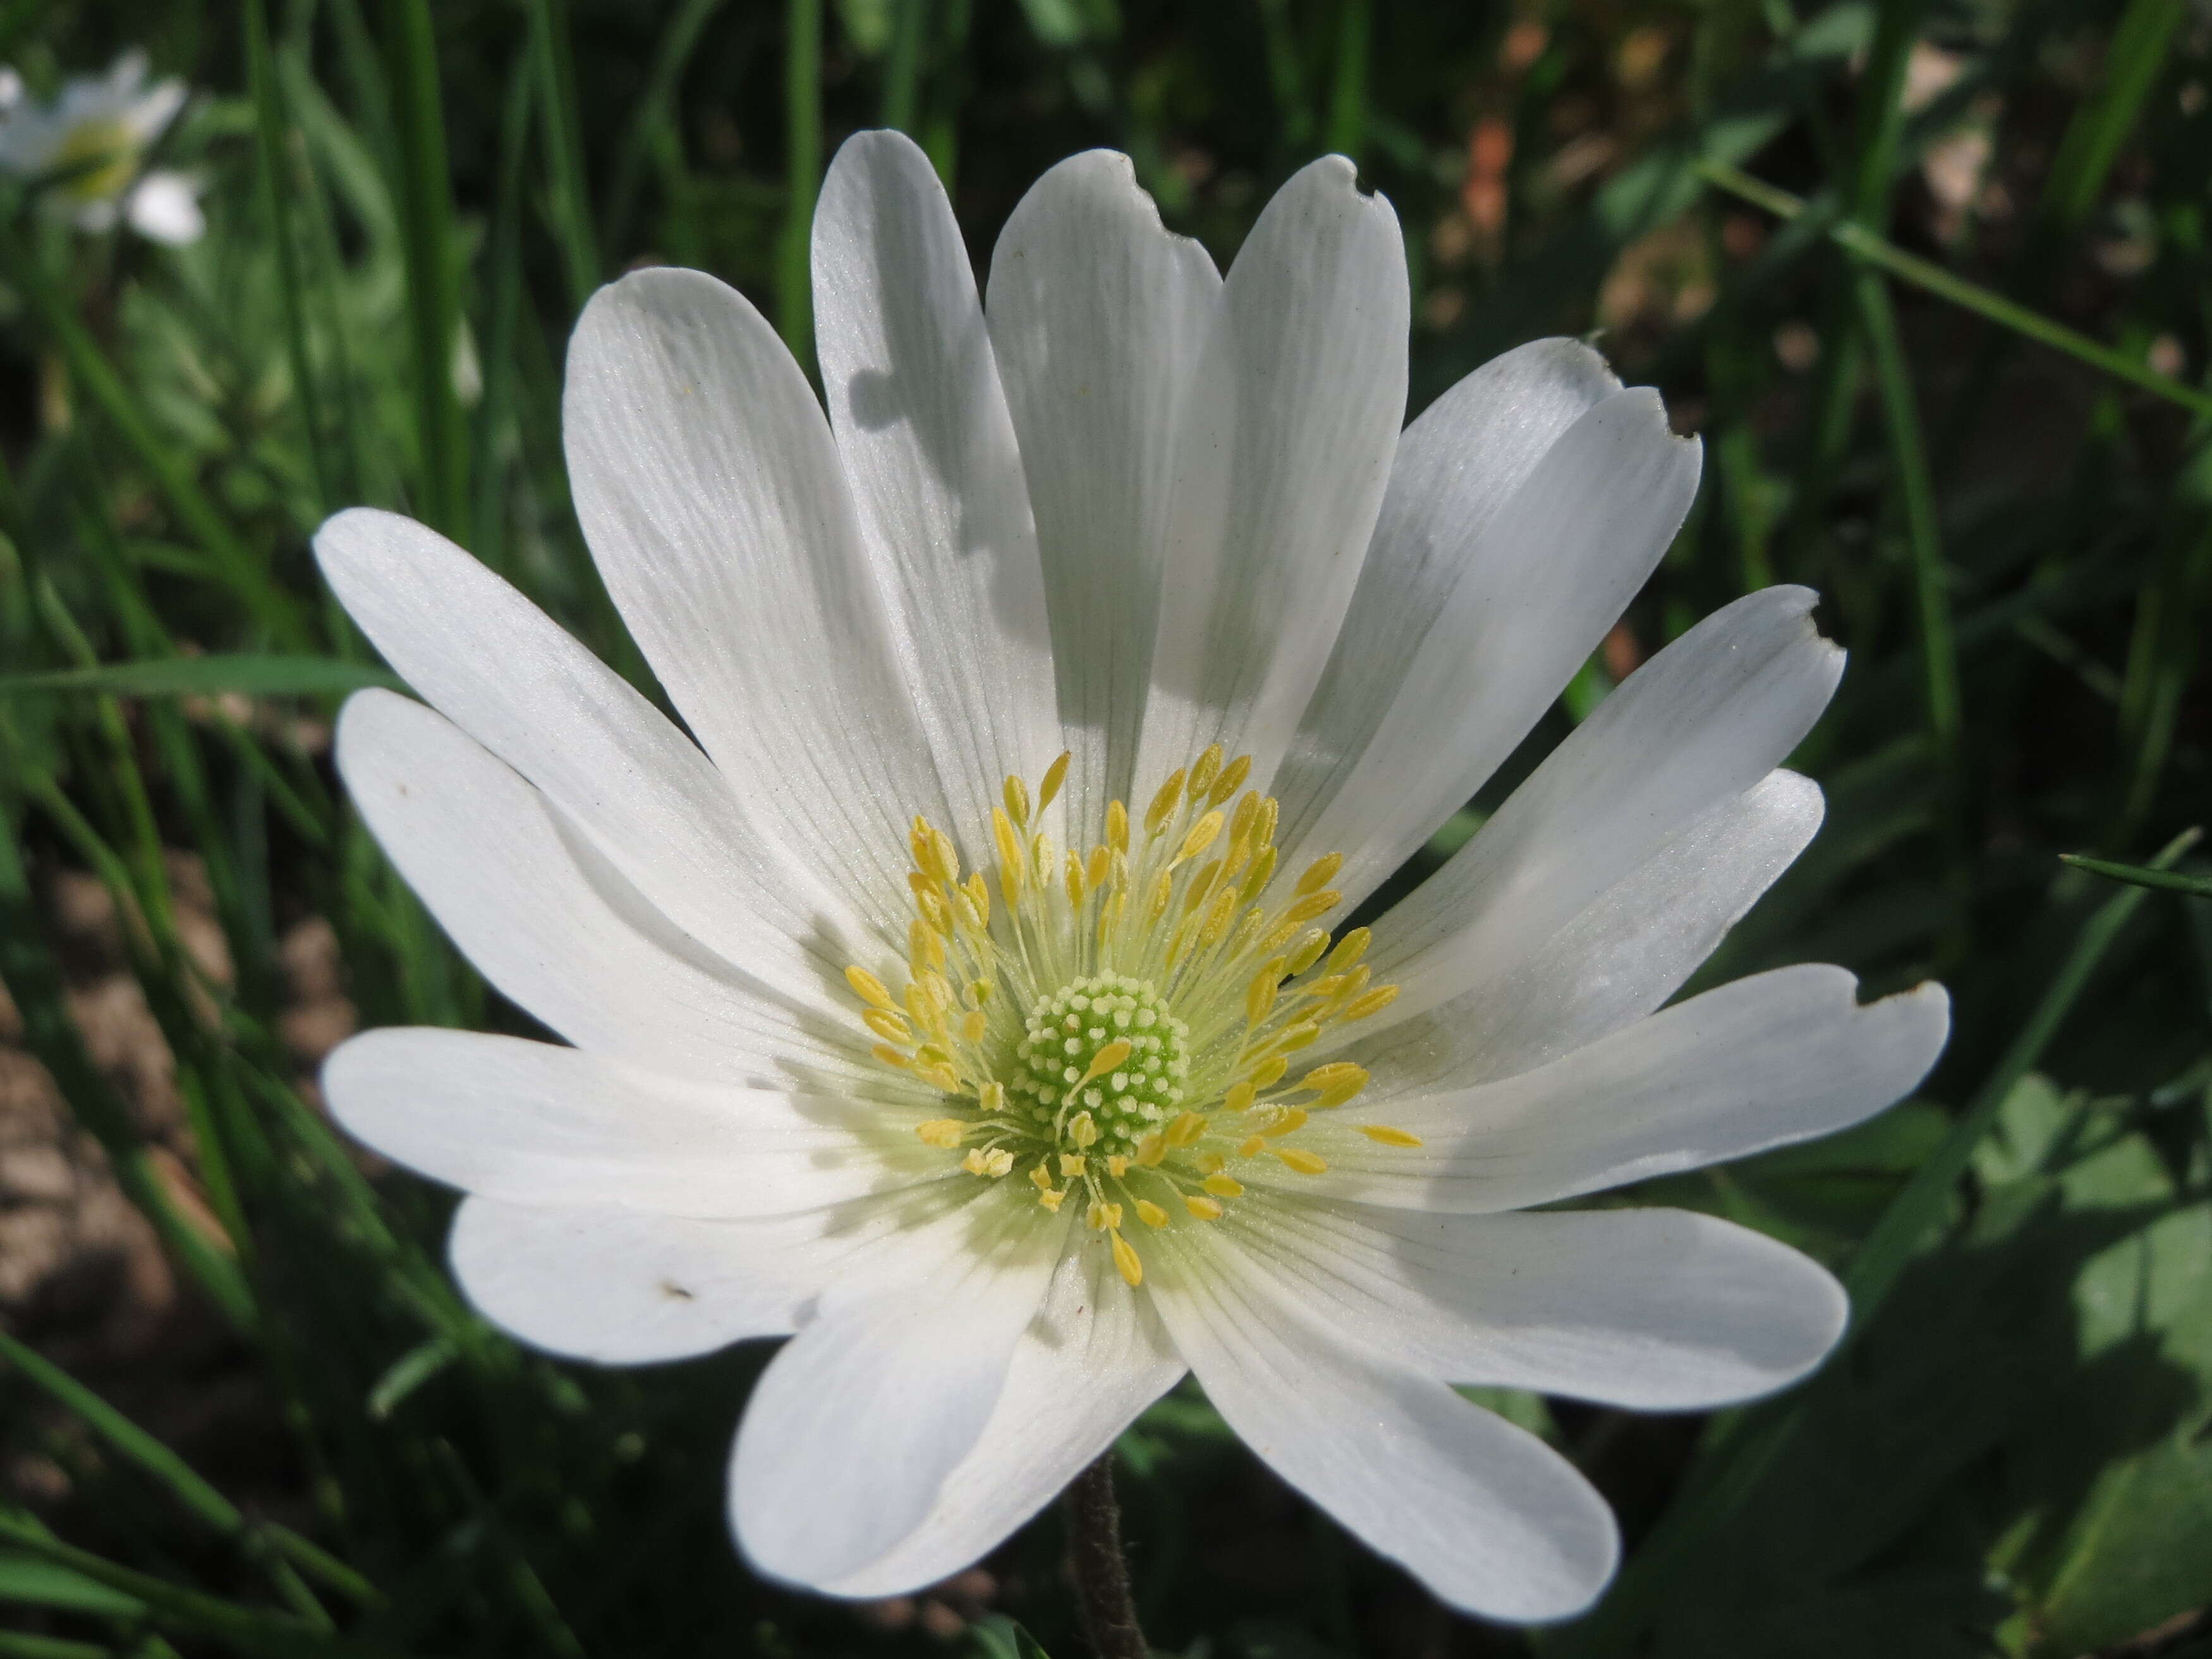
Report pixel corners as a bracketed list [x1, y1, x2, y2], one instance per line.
[1077, 1039, 1134, 1089]
[1314, 1077, 1369, 1110]
[916, 1119, 965, 1148]
[1110, 1228, 1143, 1287]
[1107, 1154, 1130, 1178]
[1212, 753, 1253, 805]
[909, 919, 945, 971]
[992, 806, 1026, 901]
[1296, 852, 1344, 896]
[1222, 1081, 1256, 1114]
[1004, 773, 1032, 828]
[1087, 844, 1111, 891]
[1199, 888, 1239, 945]
[1250, 1106, 1308, 1138]
[1038, 1187, 1065, 1212]
[1272, 1147, 1328, 1175]
[1190, 744, 1224, 799]
[932, 827, 958, 884]
[1147, 870, 1175, 921]
[1030, 1161, 1055, 1190]
[863, 1007, 913, 1044]
[1066, 851, 1088, 907]
[964, 1147, 1014, 1177]
[1069, 1112, 1100, 1149]
[1060, 1153, 1088, 1179]
[969, 976, 994, 1006]
[1134, 1133, 1167, 1167]
[1227, 792, 1260, 848]
[1282, 889, 1341, 928]
[1237, 1135, 1266, 1158]
[1277, 1023, 1322, 1052]
[1247, 1055, 1289, 1090]
[1285, 929, 1330, 975]
[1201, 1173, 1244, 1198]
[966, 872, 992, 927]
[872, 1043, 913, 1071]
[1326, 928, 1371, 974]
[979, 1080, 1006, 1115]
[846, 966, 897, 1012]
[1360, 1125, 1425, 1147]
[1238, 844, 1278, 902]
[1195, 1152, 1225, 1175]
[1135, 1199, 1170, 1229]
[1174, 810, 1225, 866]
[1299, 1062, 1362, 1090]
[1246, 959, 1286, 1024]
[1165, 1112, 1208, 1148]
[957, 1009, 985, 1043]
[1144, 769, 1186, 836]
[1038, 750, 1071, 814]
[1184, 1194, 1224, 1221]
[1107, 799, 1130, 854]
[1087, 1200, 1124, 1232]
[1255, 796, 1279, 848]
[1344, 985, 1402, 1021]
[1181, 860, 1222, 914]
[921, 1064, 962, 1091]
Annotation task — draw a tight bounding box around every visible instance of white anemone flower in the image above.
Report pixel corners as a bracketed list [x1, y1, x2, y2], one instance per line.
[315, 132, 1948, 1622]
[0, 51, 202, 245]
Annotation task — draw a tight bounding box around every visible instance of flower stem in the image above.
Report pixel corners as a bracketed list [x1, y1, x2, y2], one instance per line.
[1064, 1455, 1148, 1659]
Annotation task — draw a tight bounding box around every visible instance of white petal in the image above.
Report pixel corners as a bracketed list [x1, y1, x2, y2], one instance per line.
[1282, 384, 1699, 898]
[1270, 338, 1617, 856]
[1225, 1198, 1845, 1410]
[824, 1239, 1185, 1596]
[1358, 585, 1844, 1035]
[813, 130, 1062, 839]
[564, 267, 947, 934]
[125, 171, 201, 245]
[1350, 770, 1823, 1101]
[1135, 156, 1408, 796]
[731, 1188, 1069, 1588]
[1150, 1234, 1617, 1622]
[985, 150, 1221, 831]
[315, 509, 878, 1012]
[336, 690, 868, 1088]
[448, 1184, 969, 1363]
[324, 1027, 946, 1218]
[1297, 966, 1951, 1213]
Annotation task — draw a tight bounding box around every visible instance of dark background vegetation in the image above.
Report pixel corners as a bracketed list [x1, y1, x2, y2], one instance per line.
[1, 0, 2210, 1653]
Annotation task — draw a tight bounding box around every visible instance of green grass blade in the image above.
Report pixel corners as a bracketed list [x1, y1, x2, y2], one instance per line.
[0, 657, 399, 697]
[246, 0, 334, 517]
[1854, 265, 1968, 956]
[386, 0, 471, 540]
[778, 0, 822, 364]
[2058, 851, 2212, 897]
[0, 1630, 117, 1659]
[2040, 0, 2185, 232]
[607, 0, 729, 254]
[880, 0, 928, 131]
[0, 234, 307, 648]
[1323, 0, 1370, 162]
[523, 0, 602, 313]
[1703, 161, 2212, 419]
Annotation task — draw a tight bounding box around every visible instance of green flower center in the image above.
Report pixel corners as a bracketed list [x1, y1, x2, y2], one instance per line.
[1009, 974, 1189, 1151]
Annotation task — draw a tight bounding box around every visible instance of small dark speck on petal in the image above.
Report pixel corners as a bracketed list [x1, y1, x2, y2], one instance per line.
[660, 1280, 696, 1301]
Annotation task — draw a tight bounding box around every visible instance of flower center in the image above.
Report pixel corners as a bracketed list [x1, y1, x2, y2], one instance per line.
[843, 744, 1422, 1291]
[55, 119, 137, 203]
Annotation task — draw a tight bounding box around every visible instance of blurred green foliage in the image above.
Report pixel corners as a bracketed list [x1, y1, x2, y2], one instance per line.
[0, 0, 2209, 1654]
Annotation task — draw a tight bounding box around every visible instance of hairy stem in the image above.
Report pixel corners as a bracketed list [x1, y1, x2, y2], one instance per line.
[1064, 1455, 1148, 1659]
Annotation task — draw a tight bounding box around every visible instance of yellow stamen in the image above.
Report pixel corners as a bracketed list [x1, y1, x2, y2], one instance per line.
[1360, 1125, 1425, 1147]
[1189, 744, 1224, 800]
[1285, 929, 1330, 975]
[1212, 753, 1253, 805]
[1237, 1136, 1265, 1158]
[1107, 799, 1129, 854]
[1201, 1173, 1244, 1198]
[916, 1119, 965, 1148]
[1343, 985, 1402, 1021]
[1110, 1228, 1143, 1287]
[1077, 1038, 1134, 1089]
[1165, 1112, 1208, 1148]
[863, 1007, 914, 1044]
[1134, 1133, 1167, 1167]
[1038, 750, 1071, 814]
[846, 965, 897, 1011]
[1088, 1200, 1124, 1232]
[1184, 1194, 1224, 1221]
[1174, 810, 1225, 866]
[1107, 1155, 1130, 1178]
[1134, 1199, 1170, 1229]
[1038, 1188, 1066, 1212]
[1296, 853, 1344, 896]
[1143, 769, 1186, 836]
[963, 1147, 1015, 1177]
[1069, 1112, 1100, 1149]
[1060, 1153, 1088, 1179]
[1272, 1147, 1327, 1175]
[1004, 773, 1032, 828]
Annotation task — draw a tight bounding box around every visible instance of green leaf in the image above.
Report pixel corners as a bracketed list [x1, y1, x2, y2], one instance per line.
[0, 656, 401, 697]
[2058, 853, 2212, 899]
[969, 1615, 1052, 1659]
[0, 1551, 147, 1615]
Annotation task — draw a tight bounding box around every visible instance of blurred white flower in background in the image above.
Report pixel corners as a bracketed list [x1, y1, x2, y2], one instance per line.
[0, 50, 202, 245]
[314, 132, 1950, 1622]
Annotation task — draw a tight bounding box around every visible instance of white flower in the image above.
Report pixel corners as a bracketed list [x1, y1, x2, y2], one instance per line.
[315, 133, 1948, 1622]
[0, 51, 202, 245]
